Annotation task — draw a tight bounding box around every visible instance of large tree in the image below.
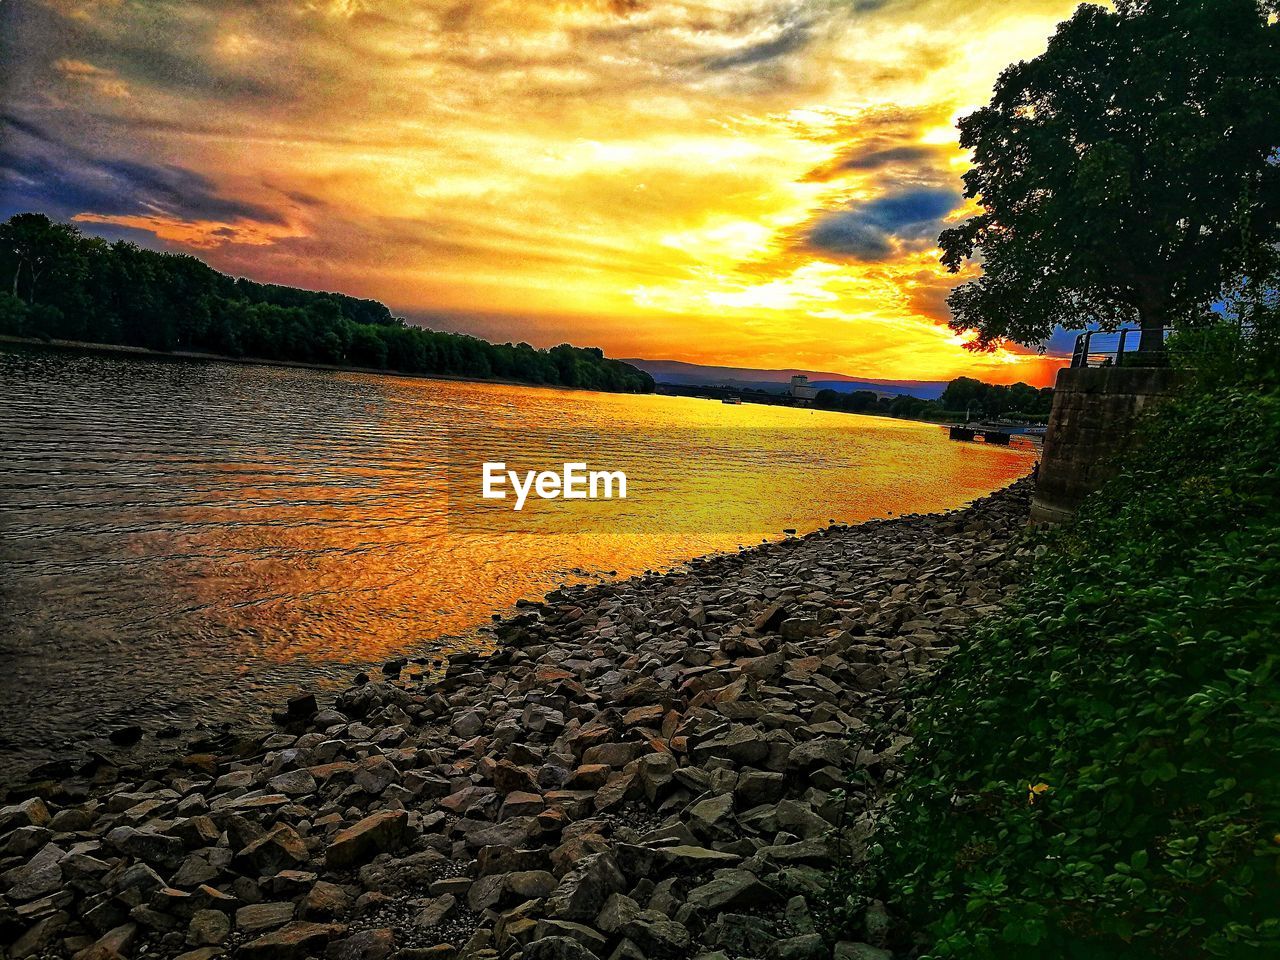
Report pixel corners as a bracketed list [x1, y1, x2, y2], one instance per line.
[0, 212, 83, 304]
[940, 0, 1280, 353]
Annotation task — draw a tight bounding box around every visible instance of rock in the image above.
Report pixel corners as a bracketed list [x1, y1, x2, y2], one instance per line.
[686, 793, 735, 841]
[236, 900, 297, 933]
[623, 705, 664, 728]
[301, 880, 353, 920]
[788, 739, 847, 772]
[108, 725, 144, 746]
[771, 933, 826, 960]
[752, 602, 788, 632]
[328, 927, 395, 960]
[453, 711, 484, 738]
[547, 852, 627, 922]
[286, 692, 318, 719]
[106, 826, 186, 869]
[0, 798, 51, 832]
[735, 770, 785, 806]
[775, 799, 832, 839]
[269, 769, 318, 796]
[507, 869, 558, 899]
[186, 909, 231, 946]
[325, 810, 408, 869]
[682, 869, 776, 916]
[703, 913, 775, 956]
[2, 842, 64, 901]
[415, 894, 456, 928]
[693, 726, 768, 765]
[863, 899, 891, 947]
[524, 936, 602, 960]
[566, 764, 612, 789]
[779, 617, 819, 640]
[71, 922, 136, 960]
[493, 760, 540, 794]
[581, 742, 638, 768]
[235, 822, 309, 874]
[833, 944, 892, 960]
[238, 921, 344, 960]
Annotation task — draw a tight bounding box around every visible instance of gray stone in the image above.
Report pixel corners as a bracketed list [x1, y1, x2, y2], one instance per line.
[187, 908, 231, 945]
[683, 869, 776, 916]
[686, 793, 734, 841]
[833, 944, 892, 960]
[770, 933, 826, 960]
[547, 852, 627, 922]
[1, 842, 64, 901]
[415, 894, 456, 928]
[329, 927, 396, 960]
[524, 936, 601, 960]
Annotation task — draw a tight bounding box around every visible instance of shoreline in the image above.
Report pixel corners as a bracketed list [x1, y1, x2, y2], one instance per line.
[0, 336, 645, 397]
[0, 477, 1034, 959]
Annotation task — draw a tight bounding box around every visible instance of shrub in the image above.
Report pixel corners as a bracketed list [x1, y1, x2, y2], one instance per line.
[835, 386, 1280, 958]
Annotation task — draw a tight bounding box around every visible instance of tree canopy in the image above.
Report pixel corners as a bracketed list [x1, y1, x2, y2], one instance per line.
[0, 213, 655, 394]
[812, 377, 1053, 421]
[940, 0, 1280, 352]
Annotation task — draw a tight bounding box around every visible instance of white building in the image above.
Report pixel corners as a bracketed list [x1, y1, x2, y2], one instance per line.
[789, 375, 818, 402]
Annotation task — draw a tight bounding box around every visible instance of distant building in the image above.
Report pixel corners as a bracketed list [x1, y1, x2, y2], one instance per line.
[789, 375, 818, 402]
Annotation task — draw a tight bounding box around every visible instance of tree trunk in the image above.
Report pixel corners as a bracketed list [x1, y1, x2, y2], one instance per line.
[1134, 293, 1167, 358]
[1138, 322, 1164, 354]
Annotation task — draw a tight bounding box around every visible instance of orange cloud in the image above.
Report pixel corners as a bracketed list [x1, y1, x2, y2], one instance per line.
[8, 0, 1084, 386]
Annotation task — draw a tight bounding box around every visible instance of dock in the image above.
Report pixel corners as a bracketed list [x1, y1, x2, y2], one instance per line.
[948, 422, 1045, 444]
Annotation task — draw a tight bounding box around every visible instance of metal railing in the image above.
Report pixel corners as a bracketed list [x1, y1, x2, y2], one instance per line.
[1070, 328, 1175, 368]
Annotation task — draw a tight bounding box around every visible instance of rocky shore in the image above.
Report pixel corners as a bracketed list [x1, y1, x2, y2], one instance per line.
[1, 478, 1034, 960]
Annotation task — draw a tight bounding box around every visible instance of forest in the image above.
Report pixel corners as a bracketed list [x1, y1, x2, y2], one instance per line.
[813, 376, 1054, 422]
[0, 213, 656, 394]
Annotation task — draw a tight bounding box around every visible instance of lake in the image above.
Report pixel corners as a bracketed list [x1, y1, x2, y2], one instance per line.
[0, 345, 1037, 776]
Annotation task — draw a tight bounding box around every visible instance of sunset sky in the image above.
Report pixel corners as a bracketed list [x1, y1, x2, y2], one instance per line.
[0, 0, 1087, 384]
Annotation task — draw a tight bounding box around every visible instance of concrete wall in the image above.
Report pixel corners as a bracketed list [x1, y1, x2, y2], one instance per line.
[1030, 366, 1183, 525]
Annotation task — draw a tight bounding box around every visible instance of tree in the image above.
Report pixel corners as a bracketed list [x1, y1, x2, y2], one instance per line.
[0, 213, 83, 304]
[940, 0, 1280, 353]
[0, 211, 656, 394]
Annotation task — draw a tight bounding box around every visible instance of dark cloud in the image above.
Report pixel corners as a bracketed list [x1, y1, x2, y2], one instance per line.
[838, 144, 941, 170]
[704, 16, 819, 69]
[801, 186, 960, 260]
[803, 141, 951, 183]
[0, 114, 284, 226]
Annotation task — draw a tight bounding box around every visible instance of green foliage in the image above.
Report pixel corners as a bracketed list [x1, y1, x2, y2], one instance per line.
[937, 377, 1054, 418]
[940, 0, 1280, 349]
[0, 213, 655, 394]
[813, 378, 1053, 422]
[836, 385, 1280, 958]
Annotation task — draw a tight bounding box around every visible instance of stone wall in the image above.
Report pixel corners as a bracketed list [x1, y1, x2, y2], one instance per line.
[1030, 366, 1183, 525]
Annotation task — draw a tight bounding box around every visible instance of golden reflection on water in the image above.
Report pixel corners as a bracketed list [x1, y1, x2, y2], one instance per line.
[165, 377, 1036, 663]
[0, 348, 1034, 764]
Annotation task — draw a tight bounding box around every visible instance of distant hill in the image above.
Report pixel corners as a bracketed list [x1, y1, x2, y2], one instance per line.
[622, 358, 948, 400]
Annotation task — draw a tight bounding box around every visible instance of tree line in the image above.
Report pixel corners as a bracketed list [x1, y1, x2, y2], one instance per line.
[0, 213, 656, 394]
[812, 376, 1054, 422]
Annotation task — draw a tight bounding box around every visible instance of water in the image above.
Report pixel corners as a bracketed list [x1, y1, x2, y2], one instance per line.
[0, 345, 1036, 775]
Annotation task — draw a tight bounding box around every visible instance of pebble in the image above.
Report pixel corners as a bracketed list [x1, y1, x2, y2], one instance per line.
[0, 479, 1034, 960]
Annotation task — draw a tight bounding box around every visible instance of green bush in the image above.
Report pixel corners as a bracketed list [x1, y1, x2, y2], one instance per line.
[836, 386, 1280, 958]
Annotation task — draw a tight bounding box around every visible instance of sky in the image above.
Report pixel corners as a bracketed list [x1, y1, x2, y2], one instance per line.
[0, 0, 1087, 385]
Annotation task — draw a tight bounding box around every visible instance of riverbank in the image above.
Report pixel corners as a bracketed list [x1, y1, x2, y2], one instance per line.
[0, 477, 1035, 960]
[0, 337, 643, 396]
